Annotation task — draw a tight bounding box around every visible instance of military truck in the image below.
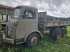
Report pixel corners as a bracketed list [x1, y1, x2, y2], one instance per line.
[1, 6, 70, 47]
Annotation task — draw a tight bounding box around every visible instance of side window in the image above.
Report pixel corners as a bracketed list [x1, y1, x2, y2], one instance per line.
[22, 10, 36, 19]
[25, 11, 32, 18]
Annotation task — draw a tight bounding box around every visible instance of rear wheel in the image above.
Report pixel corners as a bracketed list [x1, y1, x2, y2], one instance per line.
[26, 33, 41, 47]
[50, 28, 62, 40]
[61, 28, 67, 38]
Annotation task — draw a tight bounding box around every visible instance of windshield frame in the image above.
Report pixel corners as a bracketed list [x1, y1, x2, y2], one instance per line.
[12, 8, 21, 19]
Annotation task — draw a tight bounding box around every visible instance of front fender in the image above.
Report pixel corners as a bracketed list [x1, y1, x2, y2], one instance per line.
[24, 30, 42, 42]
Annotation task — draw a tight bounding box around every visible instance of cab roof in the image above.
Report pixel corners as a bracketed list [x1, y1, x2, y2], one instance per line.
[15, 5, 37, 10]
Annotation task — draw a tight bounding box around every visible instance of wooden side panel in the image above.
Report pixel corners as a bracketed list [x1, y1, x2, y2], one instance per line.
[38, 12, 46, 33]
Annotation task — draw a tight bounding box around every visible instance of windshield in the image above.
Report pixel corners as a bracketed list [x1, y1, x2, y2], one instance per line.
[14, 8, 21, 18]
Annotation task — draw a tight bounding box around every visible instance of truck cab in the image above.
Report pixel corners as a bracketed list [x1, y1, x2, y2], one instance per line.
[1, 6, 41, 47]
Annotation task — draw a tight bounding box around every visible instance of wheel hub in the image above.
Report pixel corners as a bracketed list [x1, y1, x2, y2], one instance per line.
[31, 36, 37, 46]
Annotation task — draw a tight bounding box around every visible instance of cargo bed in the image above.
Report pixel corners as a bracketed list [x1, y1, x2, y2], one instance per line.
[38, 12, 70, 33]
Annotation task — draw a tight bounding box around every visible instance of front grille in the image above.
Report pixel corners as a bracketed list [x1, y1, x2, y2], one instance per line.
[1, 24, 8, 37]
[1, 24, 6, 30]
[1, 23, 16, 39]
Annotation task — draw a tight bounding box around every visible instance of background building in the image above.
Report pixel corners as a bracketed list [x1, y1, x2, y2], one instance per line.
[0, 4, 14, 22]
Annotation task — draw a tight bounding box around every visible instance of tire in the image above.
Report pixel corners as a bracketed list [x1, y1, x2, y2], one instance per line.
[50, 28, 62, 40]
[61, 28, 67, 38]
[25, 33, 41, 48]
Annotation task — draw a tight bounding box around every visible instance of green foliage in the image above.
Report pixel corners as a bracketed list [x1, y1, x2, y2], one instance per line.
[0, 24, 3, 45]
[0, 26, 70, 52]
[67, 26, 70, 36]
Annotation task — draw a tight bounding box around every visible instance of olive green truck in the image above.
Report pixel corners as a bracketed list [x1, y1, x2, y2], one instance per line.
[1, 6, 70, 47]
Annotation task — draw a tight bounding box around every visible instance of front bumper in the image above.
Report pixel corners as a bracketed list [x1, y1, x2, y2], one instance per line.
[3, 37, 14, 44]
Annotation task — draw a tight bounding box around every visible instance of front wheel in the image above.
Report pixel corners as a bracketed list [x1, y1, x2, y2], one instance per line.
[25, 33, 41, 47]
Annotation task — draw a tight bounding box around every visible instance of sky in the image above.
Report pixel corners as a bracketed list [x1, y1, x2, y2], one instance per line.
[0, 0, 70, 17]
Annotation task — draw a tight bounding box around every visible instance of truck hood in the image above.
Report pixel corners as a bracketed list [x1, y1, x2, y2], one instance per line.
[7, 19, 18, 26]
[7, 19, 18, 39]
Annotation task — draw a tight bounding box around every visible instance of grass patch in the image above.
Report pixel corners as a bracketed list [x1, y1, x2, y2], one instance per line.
[0, 26, 70, 52]
[67, 26, 70, 37]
